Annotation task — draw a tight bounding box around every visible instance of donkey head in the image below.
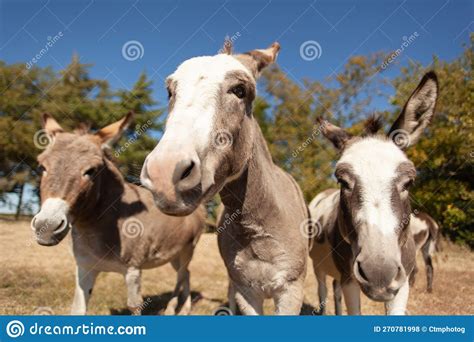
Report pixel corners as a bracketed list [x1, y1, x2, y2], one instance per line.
[141, 40, 280, 215]
[320, 72, 438, 301]
[31, 112, 133, 246]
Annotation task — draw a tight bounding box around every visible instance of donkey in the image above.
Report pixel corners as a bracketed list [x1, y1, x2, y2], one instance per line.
[309, 71, 439, 315]
[140, 41, 310, 315]
[315, 210, 440, 315]
[408, 211, 440, 293]
[31, 113, 205, 315]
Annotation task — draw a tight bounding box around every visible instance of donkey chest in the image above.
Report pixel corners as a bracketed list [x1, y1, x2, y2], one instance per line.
[218, 227, 306, 295]
[71, 232, 127, 272]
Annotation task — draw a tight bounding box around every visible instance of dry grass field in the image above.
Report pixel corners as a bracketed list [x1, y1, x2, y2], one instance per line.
[1, 218, 473, 315]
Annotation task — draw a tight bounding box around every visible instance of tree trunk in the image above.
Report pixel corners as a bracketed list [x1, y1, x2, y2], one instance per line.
[15, 183, 24, 220]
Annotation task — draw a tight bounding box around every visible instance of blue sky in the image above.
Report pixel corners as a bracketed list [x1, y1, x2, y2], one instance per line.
[0, 0, 472, 107]
[0, 0, 472, 213]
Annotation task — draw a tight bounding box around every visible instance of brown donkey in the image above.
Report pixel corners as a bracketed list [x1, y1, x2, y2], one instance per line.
[140, 41, 310, 315]
[309, 72, 438, 315]
[409, 211, 440, 293]
[31, 113, 205, 315]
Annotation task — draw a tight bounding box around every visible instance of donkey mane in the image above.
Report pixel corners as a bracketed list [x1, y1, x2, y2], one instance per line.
[73, 122, 92, 135]
[362, 115, 384, 136]
[66, 127, 126, 166]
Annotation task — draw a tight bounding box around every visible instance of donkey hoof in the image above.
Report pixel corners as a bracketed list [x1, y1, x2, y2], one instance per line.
[164, 297, 179, 315]
[128, 306, 142, 315]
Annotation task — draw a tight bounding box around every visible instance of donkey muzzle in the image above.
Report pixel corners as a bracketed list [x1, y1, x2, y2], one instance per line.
[31, 198, 71, 246]
[141, 152, 203, 216]
[353, 254, 406, 302]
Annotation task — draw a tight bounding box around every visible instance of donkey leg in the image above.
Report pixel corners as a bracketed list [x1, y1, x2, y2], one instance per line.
[176, 245, 193, 316]
[274, 281, 305, 315]
[177, 268, 191, 315]
[165, 246, 193, 315]
[341, 280, 360, 315]
[234, 287, 263, 315]
[422, 243, 434, 293]
[316, 271, 327, 315]
[71, 264, 99, 315]
[385, 279, 409, 315]
[227, 280, 237, 314]
[164, 258, 184, 315]
[333, 279, 343, 315]
[409, 261, 418, 287]
[125, 267, 143, 315]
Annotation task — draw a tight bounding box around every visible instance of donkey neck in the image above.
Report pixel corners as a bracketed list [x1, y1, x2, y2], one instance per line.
[73, 157, 125, 228]
[220, 119, 278, 228]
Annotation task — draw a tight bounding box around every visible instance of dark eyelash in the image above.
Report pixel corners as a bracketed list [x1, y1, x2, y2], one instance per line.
[402, 179, 414, 191]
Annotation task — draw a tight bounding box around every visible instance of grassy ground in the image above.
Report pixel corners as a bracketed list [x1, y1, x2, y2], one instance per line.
[1, 218, 473, 315]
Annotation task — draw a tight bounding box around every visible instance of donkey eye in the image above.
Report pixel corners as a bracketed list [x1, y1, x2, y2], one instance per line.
[338, 178, 352, 191]
[401, 179, 414, 191]
[37, 165, 47, 176]
[167, 88, 173, 100]
[230, 84, 246, 99]
[83, 168, 96, 178]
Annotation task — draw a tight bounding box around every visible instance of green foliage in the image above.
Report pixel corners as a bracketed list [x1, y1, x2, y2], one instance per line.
[255, 40, 472, 247]
[390, 36, 474, 247]
[257, 53, 387, 202]
[0, 39, 472, 247]
[0, 55, 162, 210]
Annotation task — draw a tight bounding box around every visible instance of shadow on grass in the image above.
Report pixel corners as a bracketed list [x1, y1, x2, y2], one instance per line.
[110, 291, 205, 315]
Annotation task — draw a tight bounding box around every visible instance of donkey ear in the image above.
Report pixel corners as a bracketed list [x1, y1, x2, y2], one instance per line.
[41, 113, 64, 138]
[317, 117, 352, 150]
[240, 42, 280, 77]
[220, 36, 233, 55]
[388, 71, 438, 149]
[96, 112, 134, 147]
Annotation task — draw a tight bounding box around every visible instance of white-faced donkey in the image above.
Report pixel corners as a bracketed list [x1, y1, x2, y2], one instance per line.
[140, 41, 310, 315]
[31, 113, 205, 315]
[309, 72, 438, 315]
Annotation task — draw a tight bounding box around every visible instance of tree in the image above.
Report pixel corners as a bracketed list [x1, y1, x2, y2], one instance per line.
[391, 36, 473, 247]
[258, 53, 387, 202]
[116, 73, 163, 184]
[0, 55, 162, 217]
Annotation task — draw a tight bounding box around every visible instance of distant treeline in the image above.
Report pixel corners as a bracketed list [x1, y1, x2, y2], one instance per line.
[1, 37, 472, 247]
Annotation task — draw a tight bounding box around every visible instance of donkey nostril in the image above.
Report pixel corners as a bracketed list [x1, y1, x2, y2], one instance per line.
[180, 161, 195, 180]
[31, 217, 37, 231]
[395, 266, 403, 281]
[53, 219, 68, 234]
[357, 261, 369, 282]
